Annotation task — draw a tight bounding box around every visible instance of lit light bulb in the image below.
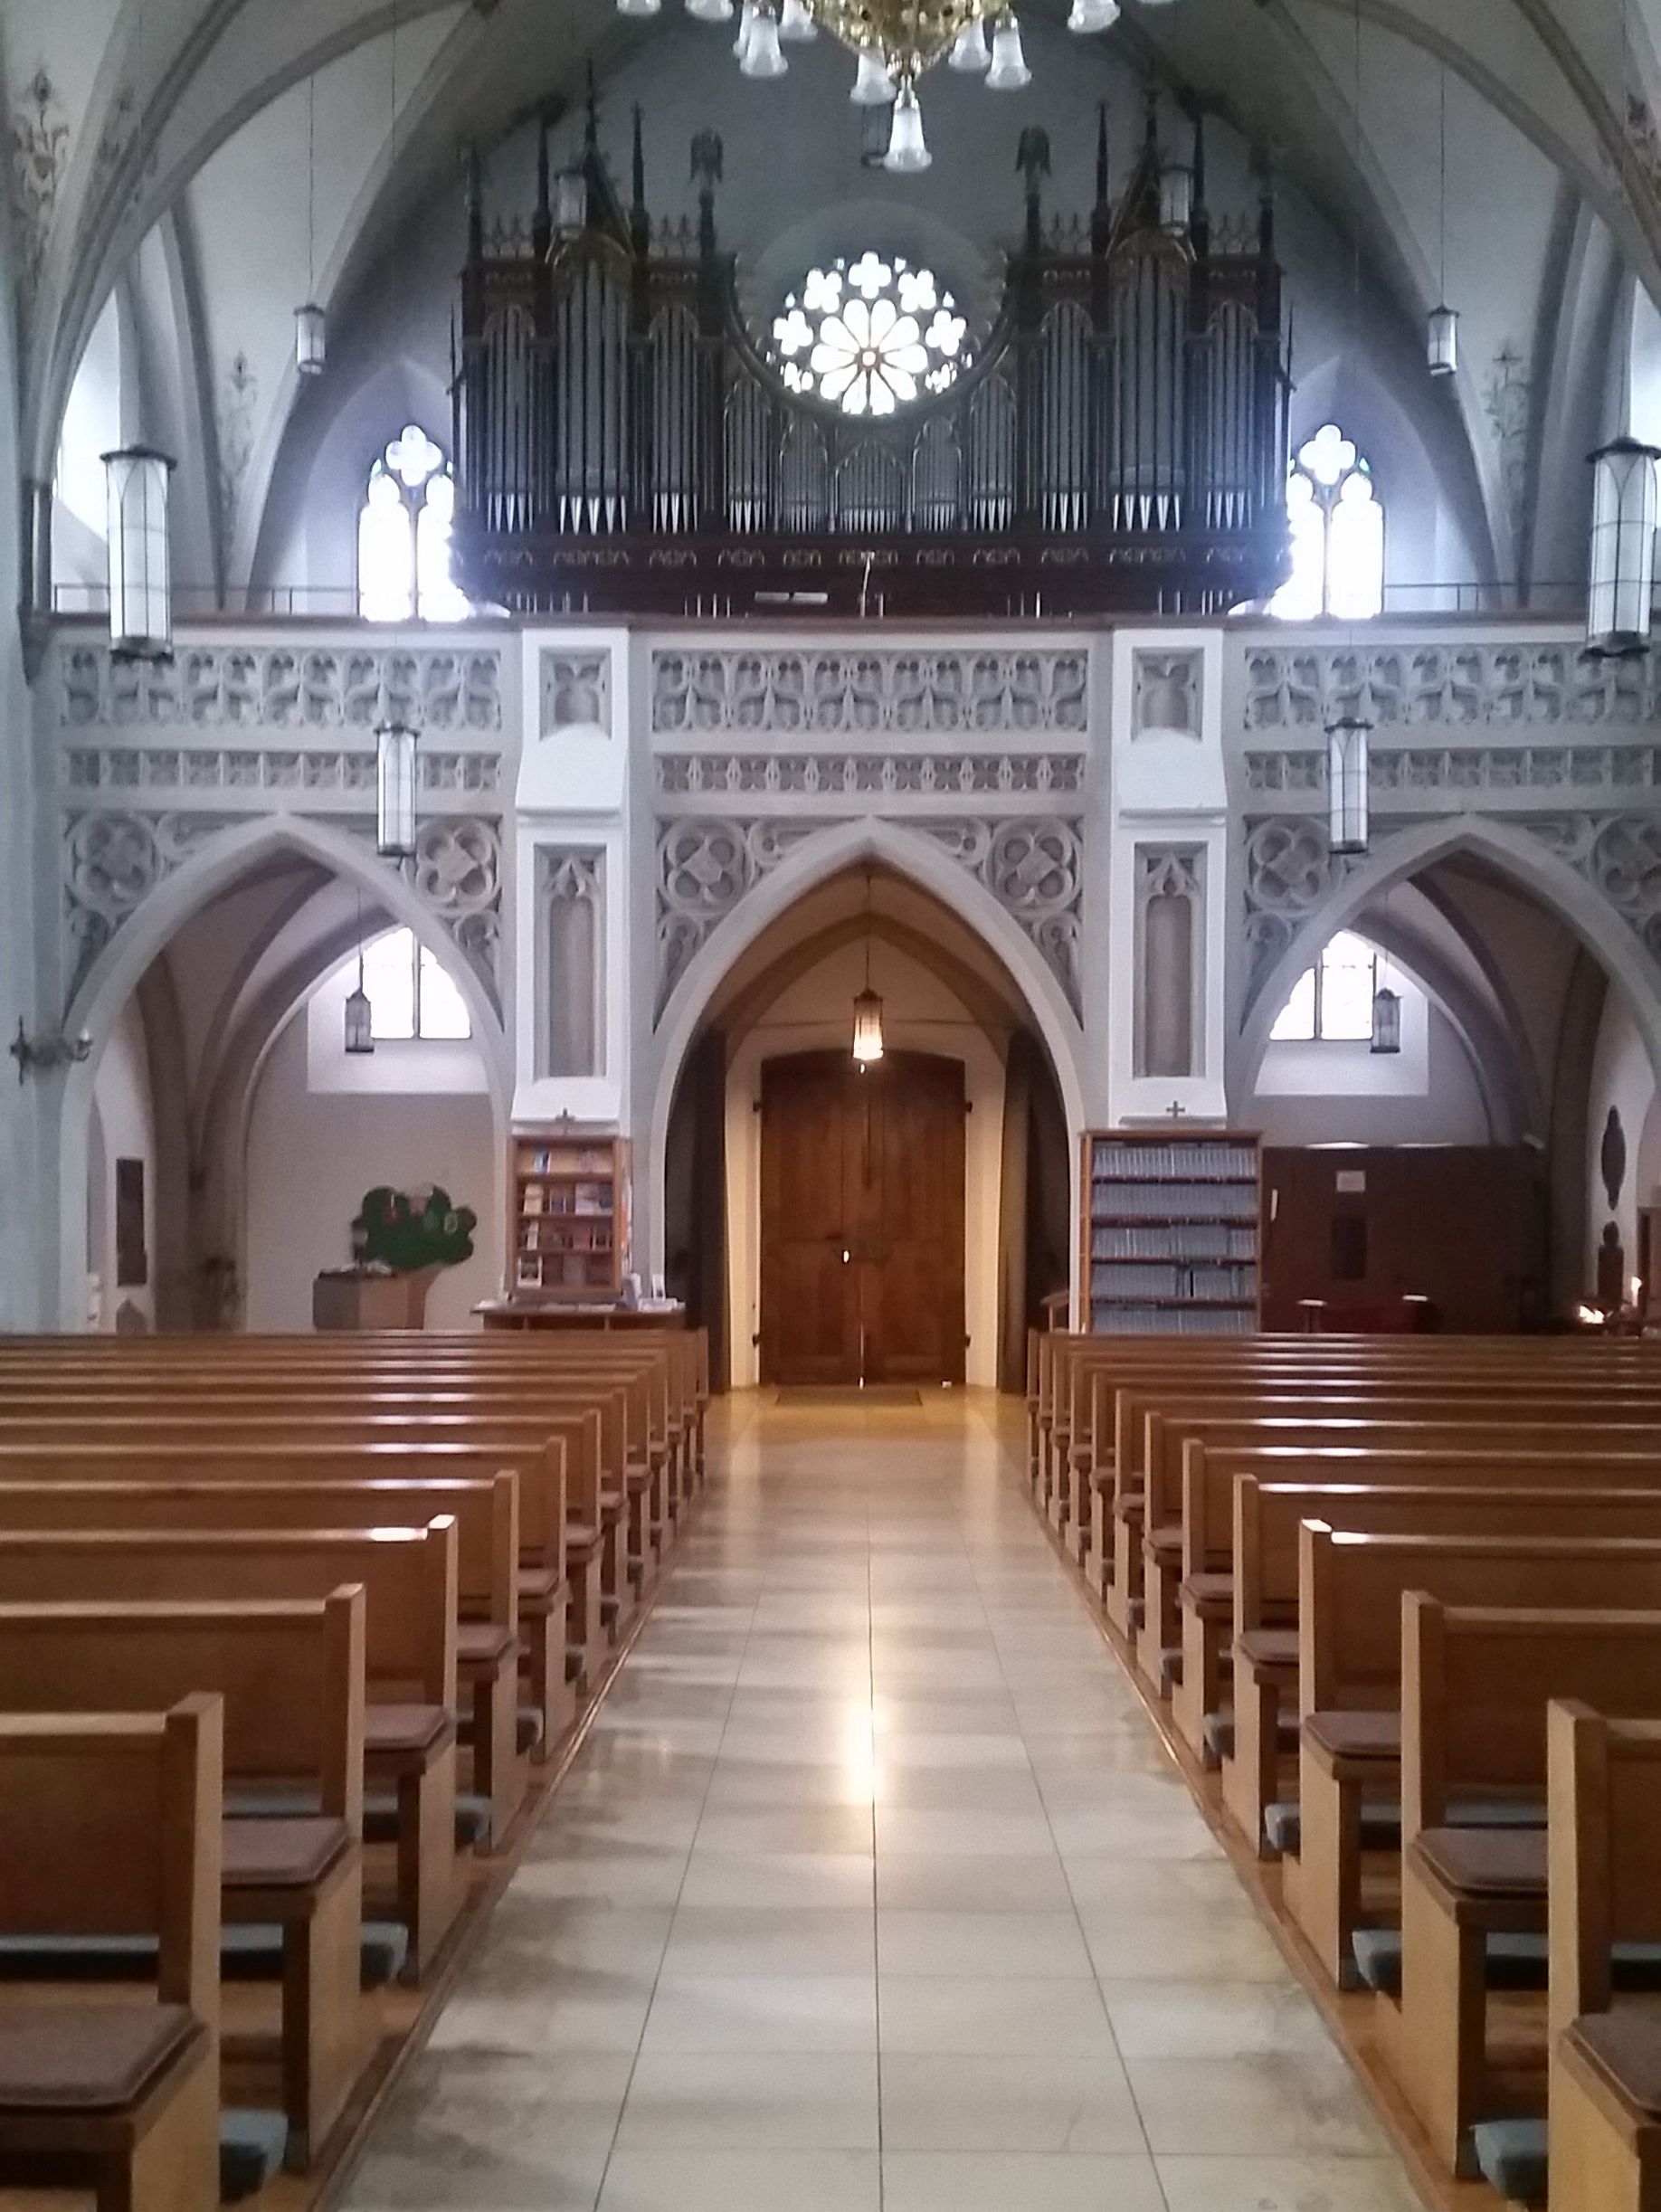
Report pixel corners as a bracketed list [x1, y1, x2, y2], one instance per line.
[985, 14, 1030, 88]
[778, 0, 819, 36]
[948, 17, 991, 69]
[733, 1, 757, 55]
[686, 0, 735, 20]
[1067, 0, 1119, 28]
[740, 2, 788, 71]
[883, 81, 931, 172]
[850, 45, 896, 102]
[616, 0, 662, 17]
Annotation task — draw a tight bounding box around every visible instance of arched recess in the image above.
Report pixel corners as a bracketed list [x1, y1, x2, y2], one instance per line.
[646, 816, 1088, 1267]
[1233, 815, 1661, 1109]
[56, 814, 510, 1329]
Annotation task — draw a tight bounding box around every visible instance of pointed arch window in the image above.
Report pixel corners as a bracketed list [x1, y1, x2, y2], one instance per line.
[357, 425, 470, 622]
[353, 927, 472, 1041]
[1269, 424, 1384, 622]
[1270, 929, 1380, 1042]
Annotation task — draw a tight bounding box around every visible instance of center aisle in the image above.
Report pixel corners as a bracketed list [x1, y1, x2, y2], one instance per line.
[338, 1391, 1425, 2212]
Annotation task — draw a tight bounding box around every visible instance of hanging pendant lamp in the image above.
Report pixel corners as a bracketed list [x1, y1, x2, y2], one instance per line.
[375, 720, 419, 856]
[103, 447, 176, 661]
[345, 895, 375, 1054]
[1370, 981, 1400, 1054]
[294, 76, 327, 376]
[851, 871, 884, 1068]
[1587, 434, 1661, 658]
[1426, 63, 1457, 377]
[1325, 716, 1372, 855]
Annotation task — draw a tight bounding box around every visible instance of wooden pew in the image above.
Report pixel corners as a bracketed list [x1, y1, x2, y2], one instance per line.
[0, 1407, 602, 1697]
[1389, 1600, 1661, 2174]
[0, 1697, 223, 2212]
[0, 1523, 464, 1979]
[0, 1469, 560, 1794]
[1122, 1393, 1661, 1658]
[0, 1400, 617, 1685]
[1211, 1467, 1661, 1851]
[1047, 1335, 1661, 1565]
[1545, 1703, 1661, 2212]
[1289, 1525, 1661, 1986]
[0, 1592, 371, 2169]
[0, 1353, 680, 1562]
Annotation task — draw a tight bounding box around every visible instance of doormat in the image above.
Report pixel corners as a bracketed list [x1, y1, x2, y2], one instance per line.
[775, 1387, 923, 1409]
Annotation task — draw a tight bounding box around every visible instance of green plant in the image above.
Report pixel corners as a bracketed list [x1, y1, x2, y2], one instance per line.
[353, 1186, 477, 1274]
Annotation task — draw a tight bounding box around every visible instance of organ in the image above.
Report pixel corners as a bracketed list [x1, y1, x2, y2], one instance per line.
[451, 90, 1291, 619]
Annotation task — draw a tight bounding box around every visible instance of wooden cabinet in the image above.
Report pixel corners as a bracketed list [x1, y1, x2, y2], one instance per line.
[1080, 1130, 1263, 1336]
[509, 1134, 630, 1302]
[1259, 1145, 1540, 1333]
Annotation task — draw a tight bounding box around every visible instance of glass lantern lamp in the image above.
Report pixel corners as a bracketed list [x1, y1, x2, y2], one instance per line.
[851, 986, 885, 1067]
[102, 447, 176, 661]
[1370, 983, 1401, 1055]
[1427, 305, 1458, 378]
[1587, 434, 1661, 658]
[1159, 159, 1194, 237]
[344, 953, 375, 1055]
[295, 303, 327, 376]
[552, 167, 589, 236]
[375, 721, 420, 858]
[1326, 716, 1372, 856]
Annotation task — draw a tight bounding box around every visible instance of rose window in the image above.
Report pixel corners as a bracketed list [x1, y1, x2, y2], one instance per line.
[770, 254, 970, 417]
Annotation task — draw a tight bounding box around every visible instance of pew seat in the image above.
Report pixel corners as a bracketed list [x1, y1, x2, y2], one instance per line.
[0, 2001, 198, 2109]
[0, 2006, 289, 2200]
[0, 1999, 289, 2203]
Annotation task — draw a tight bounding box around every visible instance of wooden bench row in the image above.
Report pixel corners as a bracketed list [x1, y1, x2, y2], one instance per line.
[0, 1324, 707, 2201]
[1019, 1328, 1661, 2209]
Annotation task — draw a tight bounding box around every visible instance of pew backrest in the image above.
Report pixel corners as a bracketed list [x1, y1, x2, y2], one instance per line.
[1298, 1525, 1661, 1716]
[1548, 1701, 1661, 2036]
[0, 1588, 365, 1827]
[0, 1694, 223, 2027]
[1401, 1598, 1661, 1846]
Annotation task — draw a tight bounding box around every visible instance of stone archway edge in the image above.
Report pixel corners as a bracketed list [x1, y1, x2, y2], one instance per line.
[53, 813, 513, 1333]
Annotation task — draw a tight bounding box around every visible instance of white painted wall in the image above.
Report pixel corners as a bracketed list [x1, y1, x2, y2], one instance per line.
[723, 938, 1005, 1389]
[243, 1011, 498, 1330]
[305, 951, 489, 1097]
[1247, 992, 1491, 1147]
[87, 995, 159, 1330]
[1584, 978, 1659, 1293]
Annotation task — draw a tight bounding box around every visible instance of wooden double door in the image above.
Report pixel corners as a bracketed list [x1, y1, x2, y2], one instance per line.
[760, 1049, 966, 1386]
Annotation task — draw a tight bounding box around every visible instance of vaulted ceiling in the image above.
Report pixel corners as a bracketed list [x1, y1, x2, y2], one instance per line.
[7, 0, 1660, 602]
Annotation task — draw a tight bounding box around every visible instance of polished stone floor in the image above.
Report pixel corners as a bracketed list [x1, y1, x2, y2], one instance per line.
[339, 1391, 1427, 2212]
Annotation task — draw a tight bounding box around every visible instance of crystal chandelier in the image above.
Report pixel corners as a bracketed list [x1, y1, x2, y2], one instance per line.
[618, 0, 1124, 172]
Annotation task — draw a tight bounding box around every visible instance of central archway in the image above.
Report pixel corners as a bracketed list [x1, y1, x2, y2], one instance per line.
[645, 831, 1086, 1391]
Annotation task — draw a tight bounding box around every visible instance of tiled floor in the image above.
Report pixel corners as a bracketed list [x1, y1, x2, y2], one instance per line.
[339, 1391, 1427, 2212]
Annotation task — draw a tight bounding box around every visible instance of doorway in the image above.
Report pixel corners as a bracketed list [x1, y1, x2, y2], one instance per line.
[760, 1049, 966, 1385]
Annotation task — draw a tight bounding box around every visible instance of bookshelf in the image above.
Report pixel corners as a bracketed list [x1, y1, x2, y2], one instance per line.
[509, 1134, 631, 1301]
[1080, 1130, 1263, 1335]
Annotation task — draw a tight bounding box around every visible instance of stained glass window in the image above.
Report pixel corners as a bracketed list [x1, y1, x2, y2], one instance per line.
[771, 253, 969, 417]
